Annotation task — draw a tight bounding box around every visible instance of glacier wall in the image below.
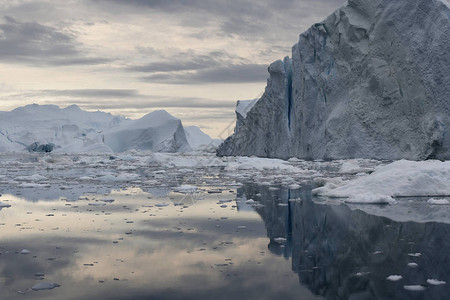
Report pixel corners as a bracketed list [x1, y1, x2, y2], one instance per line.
[218, 0, 450, 160]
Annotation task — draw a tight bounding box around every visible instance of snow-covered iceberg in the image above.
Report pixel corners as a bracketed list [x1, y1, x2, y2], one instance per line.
[314, 160, 450, 200]
[104, 110, 191, 153]
[218, 0, 450, 160]
[0, 104, 213, 153]
[184, 126, 222, 151]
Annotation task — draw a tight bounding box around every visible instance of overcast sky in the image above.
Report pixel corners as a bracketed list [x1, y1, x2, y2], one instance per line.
[0, 0, 345, 137]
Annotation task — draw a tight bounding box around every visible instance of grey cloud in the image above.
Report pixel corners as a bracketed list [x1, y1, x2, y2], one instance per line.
[0, 16, 109, 66]
[142, 63, 268, 84]
[91, 0, 346, 39]
[77, 97, 235, 110]
[41, 89, 141, 98]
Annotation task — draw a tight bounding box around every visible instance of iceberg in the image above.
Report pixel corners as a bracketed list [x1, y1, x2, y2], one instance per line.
[0, 104, 216, 153]
[218, 0, 450, 160]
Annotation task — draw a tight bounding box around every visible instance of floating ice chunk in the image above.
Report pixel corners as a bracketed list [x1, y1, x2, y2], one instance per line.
[274, 237, 286, 244]
[386, 275, 403, 281]
[427, 279, 446, 285]
[88, 202, 106, 206]
[317, 160, 450, 198]
[355, 272, 370, 276]
[155, 203, 169, 207]
[31, 282, 60, 291]
[403, 285, 426, 291]
[237, 226, 247, 229]
[427, 198, 450, 205]
[408, 253, 421, 257]
[277, 203, 288, 207]
[289, 184, 301, 189]
[20, 249, 31, 254]
[245, 199, 256, 204]
[101, 199, 115, 203]
[174, 185, 197, 193]
[407, 263, 419, 268]
[16, 174, 47, 181]
[0, 201, 11, 208]
[340, 161, 363, 173]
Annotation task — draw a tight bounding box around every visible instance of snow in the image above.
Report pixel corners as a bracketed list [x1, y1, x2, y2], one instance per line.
[386, 275, 403, 282]
[314, 160, 450, 199]
[427, 198, 450, 205]
[344, 194, 396, 205]
[236, 99, 257, 119]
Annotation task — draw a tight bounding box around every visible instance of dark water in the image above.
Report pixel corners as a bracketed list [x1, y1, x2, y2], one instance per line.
[238, 184, 450, 300]
[1, 179, 449, 299]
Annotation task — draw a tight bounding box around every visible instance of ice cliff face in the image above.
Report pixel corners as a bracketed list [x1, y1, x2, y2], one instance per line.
[104, 110, 192, 153]
[218, 0, 450, 160]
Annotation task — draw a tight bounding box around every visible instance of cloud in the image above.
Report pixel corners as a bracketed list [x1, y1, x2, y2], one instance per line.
[0, 16, 109, 66]
[40, 89, 141, 98]
[142, 63, 268, 84]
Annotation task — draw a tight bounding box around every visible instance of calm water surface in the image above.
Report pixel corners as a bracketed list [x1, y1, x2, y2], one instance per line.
[0, 154, 449, 299]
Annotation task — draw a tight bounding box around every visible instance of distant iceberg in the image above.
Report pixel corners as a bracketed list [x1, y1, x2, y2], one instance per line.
[0, 104, 214, 153]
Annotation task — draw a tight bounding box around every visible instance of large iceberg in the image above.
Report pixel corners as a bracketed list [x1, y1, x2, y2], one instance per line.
[104, 110, 191, 153]
[218, 0, 450, 160]
[0, 104, 211, 153]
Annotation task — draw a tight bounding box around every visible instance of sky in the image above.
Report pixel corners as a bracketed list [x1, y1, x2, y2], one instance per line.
[0, 0, 345, 138]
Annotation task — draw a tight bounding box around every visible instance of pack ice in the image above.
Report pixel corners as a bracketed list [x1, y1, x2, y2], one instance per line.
[218, 0, 450, 160]
[0, 104, 215, 153]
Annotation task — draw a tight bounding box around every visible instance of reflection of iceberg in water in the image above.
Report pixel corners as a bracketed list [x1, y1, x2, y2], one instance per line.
[238, 184, 450, 299]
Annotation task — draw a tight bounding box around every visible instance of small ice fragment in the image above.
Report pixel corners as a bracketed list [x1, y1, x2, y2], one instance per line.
[407, 263, 418, 268]
[408, 253, 421, 257]
[237, 226, 247, 229]
[403, 285, 426, 291]
[427, 279, 446, 286]
[289, 198, 302, 202]
[427, 198, 450, 205]
[101, 199, 115, 203]
[386, 275, 403, 281]
[174, 185, 197, 193]
[88, 203, 106, 206]
[20, 249, 31, 254]
[372, 251, 383, 255]
[155, 203, 169, 207]
[0, 201, 11, 208]
[31, 282, 60, 291]
[34, 272, 45, 277]
[289, 184, 301, 189]
[245, 199, 256, 204]
[277, 203, 288, 207]
[274, 237, 287, 244]
[356, 272, 370, 276]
